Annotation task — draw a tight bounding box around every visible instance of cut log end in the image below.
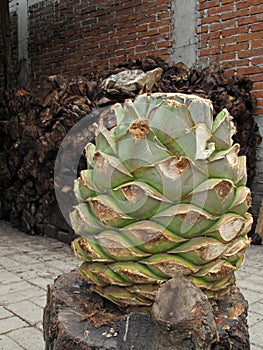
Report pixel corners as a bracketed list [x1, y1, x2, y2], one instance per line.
[152, 276, 217, 349]
[43, 270, 250, 350]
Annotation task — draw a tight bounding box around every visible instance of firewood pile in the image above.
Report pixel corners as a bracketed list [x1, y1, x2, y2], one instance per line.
[0, 57, 261, 240]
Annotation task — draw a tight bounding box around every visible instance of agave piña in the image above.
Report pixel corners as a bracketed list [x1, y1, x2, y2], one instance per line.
[70, 93, 252, 306]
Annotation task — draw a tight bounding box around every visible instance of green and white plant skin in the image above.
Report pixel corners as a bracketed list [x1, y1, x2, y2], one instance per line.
[70, 93, 252, 307]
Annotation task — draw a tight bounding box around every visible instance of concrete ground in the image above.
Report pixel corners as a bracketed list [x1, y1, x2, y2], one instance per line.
[0, 220, 262, 350]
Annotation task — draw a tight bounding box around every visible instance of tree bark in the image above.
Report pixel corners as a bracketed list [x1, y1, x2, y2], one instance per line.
[43, 270, 250, 350]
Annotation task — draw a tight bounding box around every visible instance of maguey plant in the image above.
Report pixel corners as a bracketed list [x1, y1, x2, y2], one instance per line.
[70, 93, 252, 306]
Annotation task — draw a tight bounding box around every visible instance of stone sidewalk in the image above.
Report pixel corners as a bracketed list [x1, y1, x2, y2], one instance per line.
[0, 220, 262, 350]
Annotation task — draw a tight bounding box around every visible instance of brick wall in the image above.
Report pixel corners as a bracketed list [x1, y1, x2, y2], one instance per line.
[197, 0, 263, 118]
[28, 0, 174, 84]
[197, 0, 263, 220]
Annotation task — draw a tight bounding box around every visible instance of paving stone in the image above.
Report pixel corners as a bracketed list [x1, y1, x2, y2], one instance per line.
[245, 273, 263, 284]
[0, 271, 23, 284]
[27, 276, 56, 290]
[0, 316, 28, 334]
[0, 246, 24, 256]
[11, 254, 40, 266]
[0, 334, 24, 350]
[248, 311, 263, 328]
[8, 326, 45, 350]
[249, 302, 263, 316]
[1, 287, 45, 305]
[34, 251, 72, 262]
[0, 257, 21, 270]
[249, 320, 263, 348]
[45, 258, 78, 272]
[6, 300, 43, 326]
[17, 265, 61, 282]
[235, 288, 263, 305]
[236, 279, 263, 294]
[30, 294, 47, 308]
[0, 281, 38, 297]
[1, 221, 262, 349]
[0, 307, 13, 320]
[251, 344, 263, 350]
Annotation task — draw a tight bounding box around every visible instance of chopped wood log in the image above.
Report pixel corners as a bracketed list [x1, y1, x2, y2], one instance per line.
[43, 270, 250, 350]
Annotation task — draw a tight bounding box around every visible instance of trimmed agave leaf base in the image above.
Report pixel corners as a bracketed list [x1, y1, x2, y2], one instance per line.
[43, 270, 250, 350]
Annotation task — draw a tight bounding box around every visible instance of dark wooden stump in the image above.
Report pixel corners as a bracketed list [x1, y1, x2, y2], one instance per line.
[43, 270, 250, 350]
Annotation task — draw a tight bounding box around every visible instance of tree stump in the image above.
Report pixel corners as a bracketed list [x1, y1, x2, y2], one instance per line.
[43, 270, 250, 350]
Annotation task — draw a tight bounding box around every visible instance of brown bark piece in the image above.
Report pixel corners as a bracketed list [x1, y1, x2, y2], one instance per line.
[152, 276, 217, 349]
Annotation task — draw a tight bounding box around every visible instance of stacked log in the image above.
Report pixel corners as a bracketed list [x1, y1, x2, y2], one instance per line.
[0, 76, 97, 238]
[0, 57, 261, 241]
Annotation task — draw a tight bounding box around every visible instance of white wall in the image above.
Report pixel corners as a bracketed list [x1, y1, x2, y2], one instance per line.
[170, 0, 198, 67]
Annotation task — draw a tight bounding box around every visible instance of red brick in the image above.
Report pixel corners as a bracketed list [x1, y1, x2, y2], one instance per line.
[251, 22, 263, 31]
[238, 14, 263, 26]
[217, 52, 236, 61]
[200, 25, 209, 33]
[219, 37, 236, 45]
[210, 22, 224, 32]
[250, 5, 263, 15]
[135, 44, 155, 53]
[158, 26, 173, 36]
[222, 43, 249, 53]
[198, 41, 207, 49]
[221, 10, 239, 21]
[222, 61, 237, 69]
[200, 0, 220, 10]
[221, 26, 248, 38]
[202, 15, 221, 24]
[237, 66, 263, 75]
[255, 99, 263, 108]
[251, 39, 263, 49]
[147, 7, 169, 16]
[237, 0, 262, 8]
[253, 91, 263, 99]
[236, 32, 263, 43]
[153, 49, 170, 56]
[252, 57, 263, 65]
[199, 32, 218, 42]
[223, 68, 236, 76]
[254, 107, 263, 117]
[156, 41, 170, 49]
[149, 19, 171, 28]
[253, 82, 263, 91]
[209, 39, 220, 47]
[238, 48, 263, 58]
[208, 3, 233, 16]
[235, 59, 250, 67]
[199, 47, 221, 56]
[222, 8, 249, 21]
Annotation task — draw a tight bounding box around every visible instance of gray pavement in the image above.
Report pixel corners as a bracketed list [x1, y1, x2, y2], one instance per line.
[0, 220, 262, 350]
